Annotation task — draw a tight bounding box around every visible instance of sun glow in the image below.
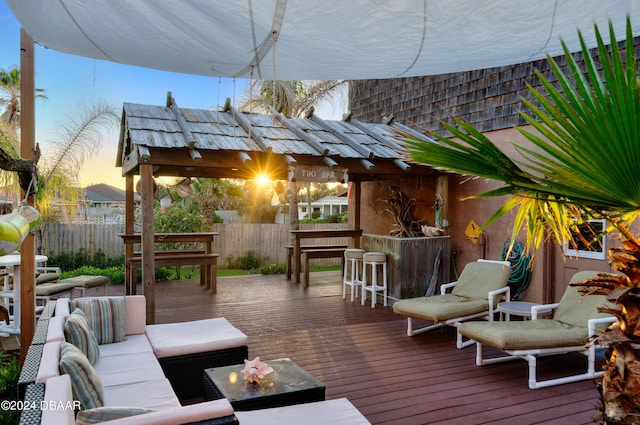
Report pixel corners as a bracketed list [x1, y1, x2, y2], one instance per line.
[255, 173, 272, 186]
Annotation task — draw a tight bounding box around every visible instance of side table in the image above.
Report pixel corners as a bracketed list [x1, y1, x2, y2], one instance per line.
[496, 301, 551, 321]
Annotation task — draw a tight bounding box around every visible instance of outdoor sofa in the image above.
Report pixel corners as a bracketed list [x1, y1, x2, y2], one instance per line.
[17, 295, 372, 424]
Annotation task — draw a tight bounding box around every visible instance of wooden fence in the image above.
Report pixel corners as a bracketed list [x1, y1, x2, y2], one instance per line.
[41, 223, 350, 268]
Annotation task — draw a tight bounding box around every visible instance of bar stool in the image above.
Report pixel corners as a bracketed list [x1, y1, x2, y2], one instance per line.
[361, 251, 388, 308]
[343, 248, 365, 301]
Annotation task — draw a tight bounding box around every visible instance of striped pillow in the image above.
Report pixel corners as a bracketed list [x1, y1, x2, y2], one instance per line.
[64, 309, 100, 364]
[74, 296, 127, 344]
[59, 342, 105, 410]
[76, 406, 156, 424]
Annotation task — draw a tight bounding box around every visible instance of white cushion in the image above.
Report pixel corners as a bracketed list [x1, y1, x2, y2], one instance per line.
[94, 351, 165, 387]
[145, 318, 248, 358]
[103, 378, 181, 411]
[46, 316, 65, 343]
[99, 334, 153, 357]
[41, 374, 76, 425]
[35, 341, 61, 383]
[235, 398, 371, 425]
[94, 399, 234, 425]
[55, 298, 71, 318]
[125, 296, 146, 335]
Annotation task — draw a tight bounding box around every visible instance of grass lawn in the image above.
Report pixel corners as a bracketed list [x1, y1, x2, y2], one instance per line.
[169, 264, 341, 279]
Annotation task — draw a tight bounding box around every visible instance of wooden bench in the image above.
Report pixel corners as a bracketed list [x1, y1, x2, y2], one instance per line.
[303, 248, 347, 287]
[128, 253, 219, 293]
[286, 244, 348, 280]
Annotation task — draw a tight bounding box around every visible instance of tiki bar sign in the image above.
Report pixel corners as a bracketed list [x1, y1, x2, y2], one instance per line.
[288, 165, 349, 183]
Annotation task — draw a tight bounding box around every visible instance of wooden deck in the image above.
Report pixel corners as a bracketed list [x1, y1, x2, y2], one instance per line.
[100, 271, 602, 425]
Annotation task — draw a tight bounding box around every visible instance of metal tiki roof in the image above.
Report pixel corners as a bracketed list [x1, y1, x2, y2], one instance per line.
[117, 93, 436, 182]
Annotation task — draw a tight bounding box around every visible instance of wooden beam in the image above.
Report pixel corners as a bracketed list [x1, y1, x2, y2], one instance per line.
[167, 92, 196, 149]
[311, 114, 375, 159]
[125, 175, 135, 295]
[227, 104, 273, 153]
[19, 29, 36, 363]
[268, 106, 329, 156]
[390, 121, 435, 142]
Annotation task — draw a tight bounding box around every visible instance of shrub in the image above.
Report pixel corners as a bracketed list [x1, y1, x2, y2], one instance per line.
[226, 251, 262, 270]
[255, 263, 286, 275]
[0, 351, 20, 425]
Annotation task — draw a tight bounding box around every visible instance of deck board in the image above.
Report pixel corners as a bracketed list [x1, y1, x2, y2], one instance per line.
[97, 270, 602, 425]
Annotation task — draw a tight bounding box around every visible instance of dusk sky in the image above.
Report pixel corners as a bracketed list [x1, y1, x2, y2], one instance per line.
[1, 3, 344, 189]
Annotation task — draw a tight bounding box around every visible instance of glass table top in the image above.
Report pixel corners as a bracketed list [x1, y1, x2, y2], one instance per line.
[204, 358, 325, 403]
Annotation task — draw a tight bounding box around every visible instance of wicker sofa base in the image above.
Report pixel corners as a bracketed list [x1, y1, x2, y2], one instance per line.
[159, 345, 249, 400]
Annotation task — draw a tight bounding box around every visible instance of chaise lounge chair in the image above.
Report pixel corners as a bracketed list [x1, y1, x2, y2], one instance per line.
[457, 270, 617, 389]
[392, 259, 511, 348]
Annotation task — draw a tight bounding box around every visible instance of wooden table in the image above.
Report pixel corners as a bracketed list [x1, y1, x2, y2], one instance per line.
[290, 229, 362, 284]
[119, 232, 218, 294]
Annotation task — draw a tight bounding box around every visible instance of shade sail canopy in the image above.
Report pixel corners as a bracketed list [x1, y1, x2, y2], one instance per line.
[7, 0, 640, 80]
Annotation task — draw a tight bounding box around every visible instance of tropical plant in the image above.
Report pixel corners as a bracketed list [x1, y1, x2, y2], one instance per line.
[36, 99, 118, 223]
[403, 18, 640, 423]
[239, 80, 345, 118]
[0, 66, 47, 132]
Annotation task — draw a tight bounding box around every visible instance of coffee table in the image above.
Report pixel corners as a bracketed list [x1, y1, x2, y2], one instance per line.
[203, 358, 326, 411]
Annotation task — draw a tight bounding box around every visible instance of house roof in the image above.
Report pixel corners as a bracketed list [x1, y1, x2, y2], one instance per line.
[118, 94, 436, 182]
[84, 184, 126, 202]
[311, 196, 348, 207]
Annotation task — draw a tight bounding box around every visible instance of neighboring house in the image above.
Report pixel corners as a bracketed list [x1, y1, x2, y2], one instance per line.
[349, 39, 640, 304]
[298, 195, 348, 219]
[78, 184, 126, 224]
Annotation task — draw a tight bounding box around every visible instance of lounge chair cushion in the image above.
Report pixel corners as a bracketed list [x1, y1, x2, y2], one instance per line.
[74, 296, 127, 344]
[64, 309, 100, 364]
[393, 294, 489, 322]
[76, 406, 156, 425]
[59, 342, 105, 410]
[451, 261, 511, 299]
[553, 271, 613, 330]
[35, 281, 76, 296]
[458, 319, 590, 350]
[145, 317, 248, 359]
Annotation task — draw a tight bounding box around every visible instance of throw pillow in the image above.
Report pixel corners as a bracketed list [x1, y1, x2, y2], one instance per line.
[76, 406, 156, 424]
[59, 342, 105, 410]
[74, 296, 127, 344]
[64, 309, 100, 364]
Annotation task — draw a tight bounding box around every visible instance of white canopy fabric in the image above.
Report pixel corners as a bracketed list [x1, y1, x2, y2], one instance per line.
[6, 0, 640, 80]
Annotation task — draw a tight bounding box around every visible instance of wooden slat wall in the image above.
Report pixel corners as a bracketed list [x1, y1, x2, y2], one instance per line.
[41, 223, 350, 267]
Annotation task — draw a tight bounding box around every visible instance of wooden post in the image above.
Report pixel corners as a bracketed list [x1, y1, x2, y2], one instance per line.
[353, 181, 361, 248]
[19, 29, 36, 362]
[436, 175, 448, 227]
[125, 174, 135, 295]
[139, 164, 155, 324]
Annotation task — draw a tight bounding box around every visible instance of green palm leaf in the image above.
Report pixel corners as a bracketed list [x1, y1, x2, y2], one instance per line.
[406, 16, 640, 251]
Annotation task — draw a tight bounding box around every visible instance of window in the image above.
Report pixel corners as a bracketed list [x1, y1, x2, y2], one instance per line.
[563, 219, 606, 260]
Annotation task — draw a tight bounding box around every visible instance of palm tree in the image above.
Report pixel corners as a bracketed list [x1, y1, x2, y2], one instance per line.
[404, 18, 639, 423]
[239, 80, 345, 118]
[36, 99, 118, 223]
[0, 66, 47, 133]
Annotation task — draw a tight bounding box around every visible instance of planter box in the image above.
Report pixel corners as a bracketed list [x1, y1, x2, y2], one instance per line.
[362, 234, 451, 300]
